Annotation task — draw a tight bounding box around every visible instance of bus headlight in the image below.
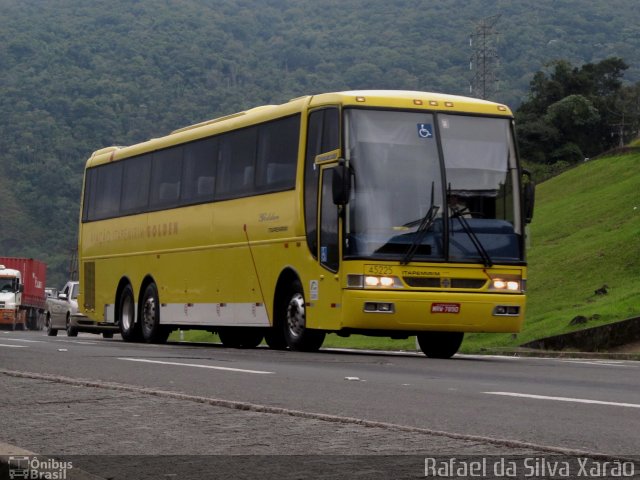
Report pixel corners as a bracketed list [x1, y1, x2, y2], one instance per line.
[488, 275, 524, 292]
[347, 275, 403, 289]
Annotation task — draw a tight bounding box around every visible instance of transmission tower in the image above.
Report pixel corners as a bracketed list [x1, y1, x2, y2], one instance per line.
[469, 14, 501, 100]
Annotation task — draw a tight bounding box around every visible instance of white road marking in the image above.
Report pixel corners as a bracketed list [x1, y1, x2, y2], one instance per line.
[561, 360, 633, 367]
[0, 338, 45, 343]
[485, 391, 640, 409]
[118, 357, 274, 375]
[53, 339, 98, 345]
[0, 344, 27, 348]
[458, 354, 522, 360]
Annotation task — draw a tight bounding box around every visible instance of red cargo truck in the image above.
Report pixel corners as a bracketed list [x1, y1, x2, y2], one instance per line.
[0, 257, 47, 330]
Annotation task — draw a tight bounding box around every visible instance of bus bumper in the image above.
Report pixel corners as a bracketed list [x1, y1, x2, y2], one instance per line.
[340, 289, 525, 333]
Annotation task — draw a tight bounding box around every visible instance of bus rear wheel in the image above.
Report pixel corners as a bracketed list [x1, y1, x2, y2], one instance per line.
[281, 281, 325, 352]
[140, 283, 169, 344]
[218, 327, 263, 349]
[119, 284, 141, 342]
[416, 331, 464, 359]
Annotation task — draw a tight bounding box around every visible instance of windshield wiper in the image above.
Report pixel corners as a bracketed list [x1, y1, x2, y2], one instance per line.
[450, 208, 493, 267]
[401, 182, 440, 265]
[400, 204, 440, 265]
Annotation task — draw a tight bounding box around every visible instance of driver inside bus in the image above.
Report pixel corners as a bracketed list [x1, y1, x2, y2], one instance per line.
[448, 194, 471, 218]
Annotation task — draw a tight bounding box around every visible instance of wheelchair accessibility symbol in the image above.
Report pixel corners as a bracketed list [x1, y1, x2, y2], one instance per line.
[417, 123, 433, 138]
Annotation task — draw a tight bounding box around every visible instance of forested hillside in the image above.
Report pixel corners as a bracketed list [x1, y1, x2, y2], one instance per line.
[1, 0, 640, 285]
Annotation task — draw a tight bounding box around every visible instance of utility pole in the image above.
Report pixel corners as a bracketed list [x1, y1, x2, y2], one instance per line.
[469, 14, 501, 100]
[607, 87, 640, 147]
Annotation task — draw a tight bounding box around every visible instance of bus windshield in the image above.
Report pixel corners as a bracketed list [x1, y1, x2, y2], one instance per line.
[344, 108, 523, 264]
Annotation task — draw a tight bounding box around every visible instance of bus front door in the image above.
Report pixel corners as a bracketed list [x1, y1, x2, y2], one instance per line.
[311, 165, 343, 331]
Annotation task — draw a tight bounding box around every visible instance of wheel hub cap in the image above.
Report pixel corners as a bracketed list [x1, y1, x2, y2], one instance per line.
[143, 296, 156, 330]
[286, 293, 305, 337]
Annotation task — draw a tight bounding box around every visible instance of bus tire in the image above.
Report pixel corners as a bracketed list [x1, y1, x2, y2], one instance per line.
[264, 328, 287, 350]
[140, 283, 169, 344]
[416, 331, 463, 359]
[45, 313, 58, 336]
[281, 280, 325, 352]
[218, 327, 263, 349]
[119, 284, 142, 342]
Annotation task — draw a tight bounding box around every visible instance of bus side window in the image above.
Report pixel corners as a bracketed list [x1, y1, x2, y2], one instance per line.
[319, 168, 339, 272]
[159, 182, 180, 202]
[196, 176, 215, 196]
[82, 168, 97, 222]
[121, 154, 151, 215]
[92, 162, 123, 220]
[150, 146, 183, 209]
[304, 108, 339, 257]
[182, 137, 217, 202]
[216, 127, 258, 199]
[256, 115, 300, 191]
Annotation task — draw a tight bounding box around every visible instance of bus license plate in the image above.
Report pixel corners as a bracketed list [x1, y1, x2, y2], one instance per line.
[431, 303, 460, 314]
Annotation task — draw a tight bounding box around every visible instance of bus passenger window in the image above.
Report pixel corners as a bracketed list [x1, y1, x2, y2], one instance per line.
[93, 162, 123, 220]
[196, 176, 215, 196]
[256, 115, 300, 191]
[182, 137, 217, 202]
[150, 146, 183, 209]
[121, 154, 151, 214]
[216, 128, 257, 198]
[266, 163, 294, 186]
[159, 182, 180, 202]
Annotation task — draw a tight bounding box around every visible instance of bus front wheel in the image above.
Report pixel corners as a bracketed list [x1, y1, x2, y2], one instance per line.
[140, 283, 169, 344]
[281, 281, 325, 352]
[119, 284, 141, 342]
[416, 331, 463, 359]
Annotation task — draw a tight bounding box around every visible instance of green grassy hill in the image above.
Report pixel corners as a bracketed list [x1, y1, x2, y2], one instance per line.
[463, 150, 640, 352]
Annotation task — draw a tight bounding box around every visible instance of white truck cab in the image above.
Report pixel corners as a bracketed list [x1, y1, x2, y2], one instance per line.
[0, 265, 25, 330]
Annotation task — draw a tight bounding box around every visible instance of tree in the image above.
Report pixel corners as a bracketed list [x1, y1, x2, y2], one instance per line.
[516, 57, 637, 165]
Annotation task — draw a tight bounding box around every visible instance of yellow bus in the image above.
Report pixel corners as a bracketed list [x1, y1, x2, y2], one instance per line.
[76, 90, 534, 358]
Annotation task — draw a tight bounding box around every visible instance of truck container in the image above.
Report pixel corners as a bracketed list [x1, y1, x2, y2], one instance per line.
[0, 257, 47, 330]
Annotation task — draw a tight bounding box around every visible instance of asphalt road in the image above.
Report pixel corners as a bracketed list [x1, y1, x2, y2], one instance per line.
[1, 329, 639, 479]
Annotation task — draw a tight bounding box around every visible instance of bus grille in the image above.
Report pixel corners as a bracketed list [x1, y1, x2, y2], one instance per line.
[403, 277, 487, 289]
